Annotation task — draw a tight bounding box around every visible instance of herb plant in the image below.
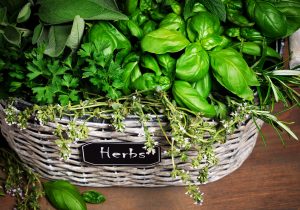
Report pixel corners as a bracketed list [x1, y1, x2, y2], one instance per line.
[1, 0, 300, 207]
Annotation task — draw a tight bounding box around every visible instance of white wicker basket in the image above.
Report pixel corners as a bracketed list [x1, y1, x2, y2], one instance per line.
[0, 100, 263, 187]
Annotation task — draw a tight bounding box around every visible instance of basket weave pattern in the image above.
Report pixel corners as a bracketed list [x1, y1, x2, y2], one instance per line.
[0, 102, 263, 187]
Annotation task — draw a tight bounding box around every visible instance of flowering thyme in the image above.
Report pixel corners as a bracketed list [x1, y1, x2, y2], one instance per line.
[0, 148, 44, 210]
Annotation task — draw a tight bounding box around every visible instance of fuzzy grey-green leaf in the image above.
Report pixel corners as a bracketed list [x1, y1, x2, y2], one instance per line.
[38, 0, 128, 24]
[44, 25, 72, 57]
[3, 25, 21, 47]
[66, 15, 85, 50]
[17, 2, 31, 23]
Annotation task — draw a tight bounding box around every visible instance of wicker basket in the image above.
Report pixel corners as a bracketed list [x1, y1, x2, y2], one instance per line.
[0, 100, 263, 187]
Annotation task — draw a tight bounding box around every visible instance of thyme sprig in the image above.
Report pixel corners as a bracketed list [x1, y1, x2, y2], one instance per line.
[0, 148, 44, 210]
[2, 90, 298, 205]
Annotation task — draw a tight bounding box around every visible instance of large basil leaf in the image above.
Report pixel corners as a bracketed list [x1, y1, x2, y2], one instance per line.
[176, 42, 209, 82]
[156, 53, 176, 79]
[122, 61, 140, 94]
[88, 21, 131, 57]
[38, 0, 128, 24]
[210, 48, 259, 100]
[186, 11, 220, 42]
[193, 73, 212, 99]
[183, 0, 196, 20]
[249, 0, 287, 38]
[172, 80, 216, 117]
[141, 28, 190, 54]
[141, 54, 162, 76]
[199, 0, 226, 22]
[44, 180, 87, 210]
[133, 73, 170, 92]
[159, 13, 185, 34]
[270, 0, 300, 36]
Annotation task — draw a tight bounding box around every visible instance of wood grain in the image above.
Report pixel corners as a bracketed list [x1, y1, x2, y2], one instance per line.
[1, 104, 300, 210]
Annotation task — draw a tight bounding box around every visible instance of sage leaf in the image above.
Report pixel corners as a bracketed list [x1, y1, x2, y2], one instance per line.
[3, 25, 21, 47]
[66, 15, 85, 50]
[0, 7, 8, 24]
[44, 180, 87, 210]
[44, 25, 72, 57]
[38, 0, 128, 24]
[82, 190, 106, 204]
[199, 0, 226, 22]
[17, 2, 31, 23]
[32, 23, 48, 45]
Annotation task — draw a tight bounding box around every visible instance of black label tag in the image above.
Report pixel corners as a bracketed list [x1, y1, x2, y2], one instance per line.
[81, 143, 161, 166]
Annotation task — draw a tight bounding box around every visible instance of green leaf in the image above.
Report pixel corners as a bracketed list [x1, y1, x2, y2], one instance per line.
[0, 185, 4, 196]
[176, 42, 209, 82]
[0, 7, 8, 24]
[9, 70, 25, 80]
[44, 180, 87, 210]
[58, 94, 69, 105]
[199, 0, 226, 22]
[183, 0, 196, 20]
[66, 15, 85, 50]
[3, 25, 21, 47]
[62, 74, 79, 88]
[44, 25, 72, 57]
[276, 121, 298, 140]
[271, 70, 300, 76]
[78, 43, 93, 58]
[172, 80, 216, 117]
[27, 68, 42, 80]
[32, 23, 48, 45]
[82, 190, 106, 204]
[38, 0, 128, 24]
[251, 1, 287, 38]
[69, 90, 79, 102]
[32, 86, 56, 104]
[9, 81, 22, 92]
[141, 28, 190, 54]
[17, 2, 31, 23]
[210, 48, 259, 100]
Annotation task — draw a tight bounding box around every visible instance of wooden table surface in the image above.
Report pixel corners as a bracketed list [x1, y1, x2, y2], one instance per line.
[1, 104, 300, 210]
